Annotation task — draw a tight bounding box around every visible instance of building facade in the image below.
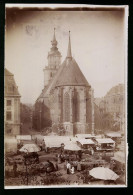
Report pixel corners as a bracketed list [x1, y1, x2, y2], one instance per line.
[4, 69, 21, 135]
[100, 84, 125, 115]
[34, 30, 94, 136]
[95, 84, 125, 133]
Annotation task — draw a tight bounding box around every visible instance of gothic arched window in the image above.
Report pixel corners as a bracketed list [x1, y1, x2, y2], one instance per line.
[73, 91, 80, 122]
[76, 93, 80, 122]
[64, 92, 70, 122]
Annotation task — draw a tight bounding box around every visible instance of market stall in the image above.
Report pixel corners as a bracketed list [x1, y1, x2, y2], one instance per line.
[64, 142, 81, 151]
[43, 136, 71, 148]
[16, 135, 32, 141]
[105, 132, 122, 146]
[77, 139, 95, 150]
[94, 138, 115, 151]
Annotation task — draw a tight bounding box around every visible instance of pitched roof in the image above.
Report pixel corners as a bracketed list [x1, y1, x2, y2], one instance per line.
[4, 68, 21, 97]
[55, 31, 90, 87]
[55, 57, 90, 87]
[5, 68, 14, 76]
[95, 138, 115, 144]
[78, 138, 95, 145]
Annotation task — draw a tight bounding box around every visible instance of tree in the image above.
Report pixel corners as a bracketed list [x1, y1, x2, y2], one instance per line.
[20, 103, 32, 123]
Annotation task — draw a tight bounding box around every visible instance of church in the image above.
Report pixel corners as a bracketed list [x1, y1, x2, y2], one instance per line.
[33, 29, 95, 136]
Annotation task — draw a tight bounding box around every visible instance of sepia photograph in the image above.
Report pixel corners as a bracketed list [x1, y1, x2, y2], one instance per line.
[4, 4, 128, 188]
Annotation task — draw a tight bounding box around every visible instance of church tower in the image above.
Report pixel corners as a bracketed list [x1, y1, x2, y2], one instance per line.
[43, 28, 62, 88]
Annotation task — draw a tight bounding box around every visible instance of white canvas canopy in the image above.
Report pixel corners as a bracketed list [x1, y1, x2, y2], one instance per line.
[32, 134, 44, 143]
[95, 138, 115, 144]
[89, 167, 119, 180]
[78, 139, 94, 145]
[105, 132, 121, 138]
[19, 143, 40, 153]
[64, 142, 81, 151]
[16, 135, 31, 141]
[43, 136, 71, 148]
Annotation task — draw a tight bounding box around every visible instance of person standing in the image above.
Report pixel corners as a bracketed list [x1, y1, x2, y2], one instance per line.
[71, 166, 75, 174]
[91, 148, 94, 155]
[66, 161, 71, 174]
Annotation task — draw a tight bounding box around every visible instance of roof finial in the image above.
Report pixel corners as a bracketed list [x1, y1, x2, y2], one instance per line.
[67, 30, 72, 58]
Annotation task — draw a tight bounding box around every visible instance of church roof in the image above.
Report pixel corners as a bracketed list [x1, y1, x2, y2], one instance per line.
[55, 57, 90, 87]
[55, 31, 90, 87]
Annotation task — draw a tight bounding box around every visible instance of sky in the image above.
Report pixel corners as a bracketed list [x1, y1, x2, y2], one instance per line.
[5, 7, 127, 104]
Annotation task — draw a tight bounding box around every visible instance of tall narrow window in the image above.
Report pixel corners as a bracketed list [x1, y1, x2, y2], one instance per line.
[73, 91, 80, 122]
[64, 92, 70, 122]
[76, 93, 80, 122]
[7, 100, 12, 106]
[6, 111, 12, 121]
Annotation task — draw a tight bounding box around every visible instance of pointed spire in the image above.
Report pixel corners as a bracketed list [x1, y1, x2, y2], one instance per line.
[51, 28, 57, 47]
[53, 27, 56, 42]
[67, 31, 72, 58]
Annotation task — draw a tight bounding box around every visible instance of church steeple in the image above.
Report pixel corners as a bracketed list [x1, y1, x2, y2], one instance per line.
[67, 31, 72, 59]
[51, 28, 57, 48]
[44, 28, 62, 88]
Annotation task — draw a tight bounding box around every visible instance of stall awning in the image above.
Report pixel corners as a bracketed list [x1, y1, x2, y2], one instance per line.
[105, 132, 121, 138]
[44, 136, 71, 148]
[64, 143, 81, 151]
[96, 138, 115, 144]
[78, 139, 94, 145]
[16, 135, 31, 140]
